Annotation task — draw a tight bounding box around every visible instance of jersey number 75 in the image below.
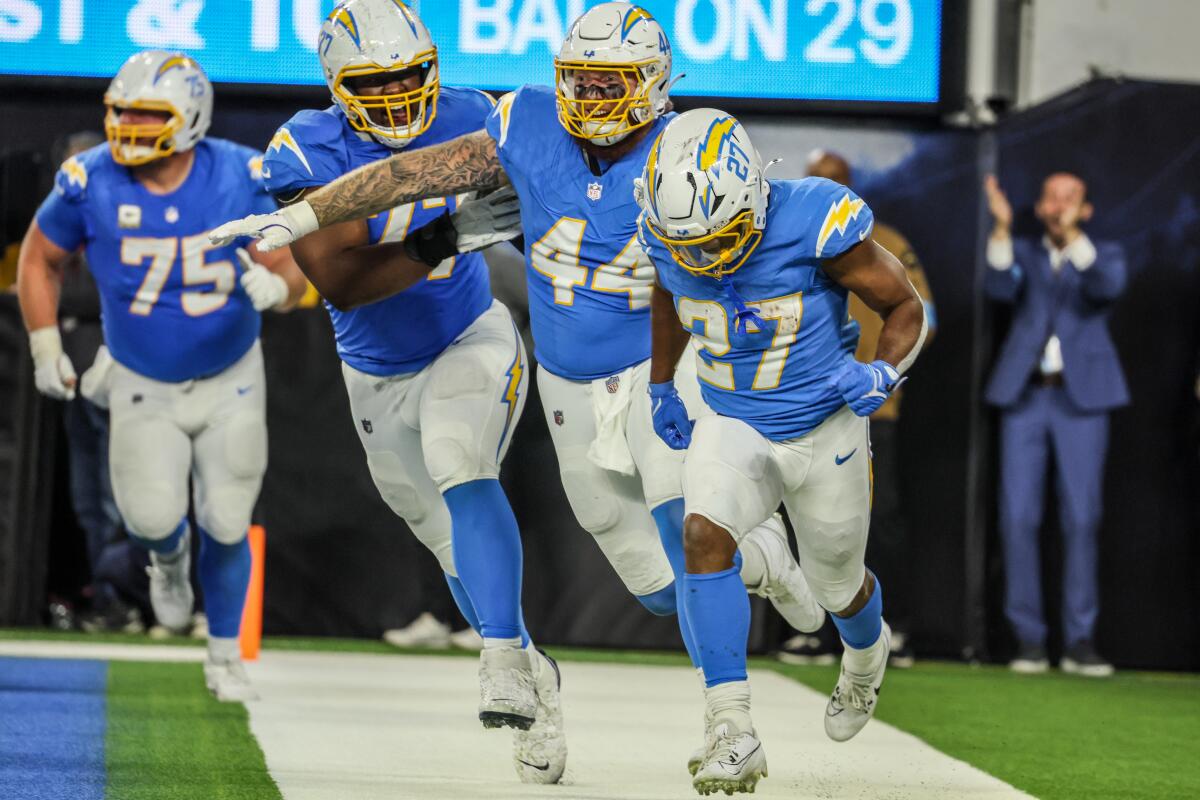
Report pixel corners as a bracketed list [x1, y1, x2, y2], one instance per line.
[121, 234, 236, 317]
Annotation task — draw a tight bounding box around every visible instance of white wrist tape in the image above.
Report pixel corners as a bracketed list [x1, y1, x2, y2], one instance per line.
[28, 326, 64, 366]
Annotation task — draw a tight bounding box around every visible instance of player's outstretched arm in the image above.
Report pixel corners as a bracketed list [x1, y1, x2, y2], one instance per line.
[16, 221, 78, 399]
[210, 131, 510, 252]
[311, 129, 510, 227]
[649, 283, 695, 450]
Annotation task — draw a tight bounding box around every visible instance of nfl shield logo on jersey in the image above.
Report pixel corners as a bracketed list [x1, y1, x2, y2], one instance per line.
[605, 375, 620, 394]
[553, 410, 564, 426]
[587, 182, 603, 201]
[361, 419, 373, 435]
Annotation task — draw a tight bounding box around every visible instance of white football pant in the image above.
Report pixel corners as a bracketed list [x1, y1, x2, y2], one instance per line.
[536, 357, 711, 597]
[683, 406, 872, 613]
[342, 300, 529, 575]
[108, 341, 267, 546]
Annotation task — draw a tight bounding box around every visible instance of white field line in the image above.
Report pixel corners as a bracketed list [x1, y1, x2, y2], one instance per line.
[0, 640, 205, 662]
[242, 651, 1036, 800]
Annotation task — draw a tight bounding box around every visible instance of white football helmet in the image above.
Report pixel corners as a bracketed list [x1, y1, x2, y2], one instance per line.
[103, 51, 212, 166]
[319, 0, 438, 149]
[555, 3, 672, 146]
[636, 109, 770, 279]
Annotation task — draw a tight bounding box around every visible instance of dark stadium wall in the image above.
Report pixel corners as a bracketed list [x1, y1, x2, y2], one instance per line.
[2, 80, 1197, 668]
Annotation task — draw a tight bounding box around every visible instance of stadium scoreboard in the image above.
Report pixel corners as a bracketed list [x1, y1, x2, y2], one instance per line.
[0, 0, 944, 105]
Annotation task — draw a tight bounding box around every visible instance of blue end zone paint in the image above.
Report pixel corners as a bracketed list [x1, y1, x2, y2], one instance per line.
[0, 657, 107, 800]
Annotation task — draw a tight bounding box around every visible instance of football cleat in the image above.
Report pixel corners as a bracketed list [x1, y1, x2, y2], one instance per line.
[204, 658, 259, 703]
[513, 650, 567, 784]
[692, 720, 768, 796]
[746, 514, 826, 633]
[825, 624, 890, 742]
[146, 539, 193, 633]
[478, 646, 537, 730]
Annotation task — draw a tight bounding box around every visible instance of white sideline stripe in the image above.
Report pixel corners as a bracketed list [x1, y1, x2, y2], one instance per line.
[0, 640, 205, 662]
[242, 651, 1035, 800]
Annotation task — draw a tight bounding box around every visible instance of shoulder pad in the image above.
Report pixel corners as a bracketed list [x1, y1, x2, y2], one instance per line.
[790, 178, 875, 259]
[52, 144, 108, 203]
[261, 110, 346, 194]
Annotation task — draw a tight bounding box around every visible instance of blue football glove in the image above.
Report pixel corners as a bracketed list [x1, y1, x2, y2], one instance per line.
[831, 359, 904, 417]
[648, 380, 693, 450]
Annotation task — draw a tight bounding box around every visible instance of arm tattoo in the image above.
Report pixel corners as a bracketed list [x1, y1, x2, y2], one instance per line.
[307, 129, 509, 227]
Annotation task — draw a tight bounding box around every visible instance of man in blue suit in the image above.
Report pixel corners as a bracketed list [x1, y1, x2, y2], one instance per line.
[983, 173, 1128, 677]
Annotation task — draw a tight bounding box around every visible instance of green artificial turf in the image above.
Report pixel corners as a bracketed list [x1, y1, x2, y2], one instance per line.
[770, 660, 1200, 800]
[105, 661, 281, 800]
[6, 628, 1198, 799]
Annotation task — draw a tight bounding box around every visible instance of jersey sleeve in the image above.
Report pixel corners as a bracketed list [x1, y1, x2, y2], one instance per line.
[484, 85, 552, 186]
[261, 110, 349, 199]
[35, 155, 91, 252]
[800, 178, 875, 260]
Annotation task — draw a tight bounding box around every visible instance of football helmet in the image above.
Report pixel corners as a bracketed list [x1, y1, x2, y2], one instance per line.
[555, 3, 672, 146]
[636, 109, 769, 279]
[319, 0, 439, 149]
[104, 51, 212, 166]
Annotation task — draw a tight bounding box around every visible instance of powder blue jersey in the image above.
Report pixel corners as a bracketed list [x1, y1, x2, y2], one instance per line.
[485, 85, 673, 381]
[35, 139, 273, 382]
[261, 87, 495, 376]
[645, 178, 875, 441]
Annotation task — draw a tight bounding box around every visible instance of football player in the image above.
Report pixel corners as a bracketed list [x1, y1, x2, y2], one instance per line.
[637, 109, 928, 794]
[17, 51, 306, 701]
[211, 0, 822, 746]
[255, 0, 562, 783]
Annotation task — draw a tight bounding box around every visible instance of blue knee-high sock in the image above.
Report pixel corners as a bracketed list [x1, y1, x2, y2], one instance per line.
[651, 499, 701, 667]
[685, 565, 750, 687]
[446, 573, 532, 646]
[444, 574, 481, 632]
[128, 518, 187, 555]
[445, 479, 524, 641]
[831, 571, 884, 649]
[197, 528, 251, 639]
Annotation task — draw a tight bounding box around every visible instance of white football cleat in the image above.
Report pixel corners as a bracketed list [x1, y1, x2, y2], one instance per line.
[204, 658, 259, 703]
[478, 646, 537, 730]
[692, 720, 768, 796]
[513, 650, 567, 784]
[746, 514, 825, 633]
[382, 612, 452, 649]
[825, 624, 891, 742]
[146, 539, 194, 633]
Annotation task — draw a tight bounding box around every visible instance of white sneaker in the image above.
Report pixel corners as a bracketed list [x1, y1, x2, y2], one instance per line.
[448, 626, 484, 652]
[190, 612, 209, 641]
[692, 720, 768, 796]
[147, 541, 193, 633]
[513, 650, 567, 784]
[478, 646, 537, 730]
[383, 612, 452, 649]
[204, 658, 259, 703]
[746, 514, 825, 633]
[825, 624, 890, 742]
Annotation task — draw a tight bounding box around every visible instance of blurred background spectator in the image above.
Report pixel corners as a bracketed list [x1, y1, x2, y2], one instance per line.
[778, 150, 937, 669]
[983, 173, 1128, 677]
